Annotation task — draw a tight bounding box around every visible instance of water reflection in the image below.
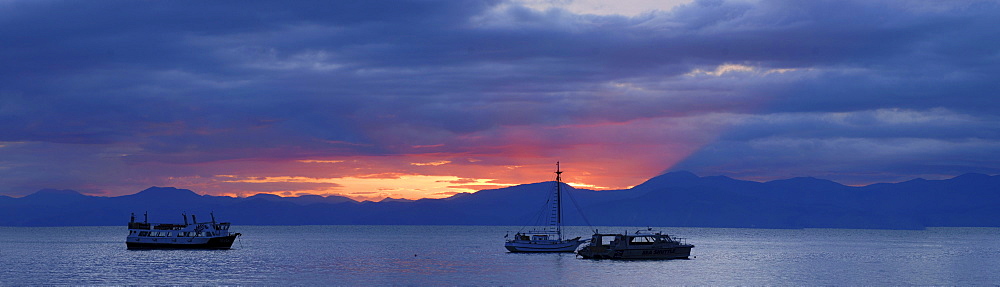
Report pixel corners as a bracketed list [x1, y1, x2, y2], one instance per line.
[1, 226, 998, 285]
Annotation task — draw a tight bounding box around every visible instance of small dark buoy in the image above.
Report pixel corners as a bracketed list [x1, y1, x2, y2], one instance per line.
[414, 254, 418, 257]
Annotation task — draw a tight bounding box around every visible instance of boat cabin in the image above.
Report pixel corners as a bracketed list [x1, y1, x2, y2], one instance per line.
[510, 230, 562, 242]
[577, 229, 694, 259]
[128, 216, 233, 238]
[531, 234, 551, 241]
[590, 231, 687, 249]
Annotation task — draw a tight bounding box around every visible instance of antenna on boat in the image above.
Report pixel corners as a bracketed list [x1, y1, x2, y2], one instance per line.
[192, 214, 197, 224]
[183, 212, 189, 225]
[211, 212, 216, 224]
[143, 211, 148, 223]
[130, 212, 135, 223]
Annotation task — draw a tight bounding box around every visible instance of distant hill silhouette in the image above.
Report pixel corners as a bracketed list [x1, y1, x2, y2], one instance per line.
[1, 172, 998, 229]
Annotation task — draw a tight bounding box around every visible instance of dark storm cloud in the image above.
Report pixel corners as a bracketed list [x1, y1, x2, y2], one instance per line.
[1, 0, 999, 196]
[670, 107, 1000, 183]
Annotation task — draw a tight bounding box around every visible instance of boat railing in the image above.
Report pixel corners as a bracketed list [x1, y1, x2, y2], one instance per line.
[671, 237, 690, 245]
[153, 224, 187, 230]
[524, 229, 561, 234]
[129, 223, 191, 230]
[128, 222, 151, 229]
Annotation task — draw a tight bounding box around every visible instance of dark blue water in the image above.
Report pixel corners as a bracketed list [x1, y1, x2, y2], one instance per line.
[1, 226, 997, 285]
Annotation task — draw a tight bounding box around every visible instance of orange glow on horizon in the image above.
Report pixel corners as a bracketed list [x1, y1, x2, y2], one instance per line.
[142, 114, 724, 201]
[171, 151, 687, 201]
[212, 172, 516, 201]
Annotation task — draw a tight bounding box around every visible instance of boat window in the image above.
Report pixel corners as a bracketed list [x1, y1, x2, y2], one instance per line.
[629, 236, 656, 245]
[600, 236, 615, 245]
[139, 231, 149, 236]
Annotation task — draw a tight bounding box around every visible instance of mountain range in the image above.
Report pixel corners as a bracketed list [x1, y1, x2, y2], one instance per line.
[1, 171, 998, 229]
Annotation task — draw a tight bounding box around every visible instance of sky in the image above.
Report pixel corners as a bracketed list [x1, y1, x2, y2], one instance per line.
[2, 0, 999, 201]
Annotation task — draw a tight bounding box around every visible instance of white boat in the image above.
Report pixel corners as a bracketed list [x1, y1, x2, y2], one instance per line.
[505, 162, 588, 253]
[576, 228, 694, 259]
[126, 212, 241, 249]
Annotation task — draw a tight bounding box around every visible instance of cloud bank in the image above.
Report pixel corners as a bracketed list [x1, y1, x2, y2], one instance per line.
[1, 0, 998, 199]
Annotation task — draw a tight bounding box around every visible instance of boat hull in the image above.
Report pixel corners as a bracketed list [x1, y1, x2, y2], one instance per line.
[126, 234, 240, 250]
[577, 244, 693, 259]
[505, 239, 586, 253]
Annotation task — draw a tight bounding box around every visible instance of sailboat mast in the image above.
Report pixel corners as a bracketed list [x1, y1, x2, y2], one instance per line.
[555, 161, 563, 240]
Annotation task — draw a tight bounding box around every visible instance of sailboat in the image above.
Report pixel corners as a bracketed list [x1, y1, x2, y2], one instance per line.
[504, 162, 588, 252]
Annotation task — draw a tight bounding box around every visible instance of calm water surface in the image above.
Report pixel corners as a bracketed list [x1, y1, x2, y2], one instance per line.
[1, 226, 998, 285]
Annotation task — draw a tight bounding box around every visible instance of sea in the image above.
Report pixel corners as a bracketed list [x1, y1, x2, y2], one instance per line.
[1, 225, 998, 286]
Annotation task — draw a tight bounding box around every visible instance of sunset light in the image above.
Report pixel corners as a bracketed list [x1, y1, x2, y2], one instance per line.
[3, 0, 1000, 285]
[1, 0, 996, 201]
